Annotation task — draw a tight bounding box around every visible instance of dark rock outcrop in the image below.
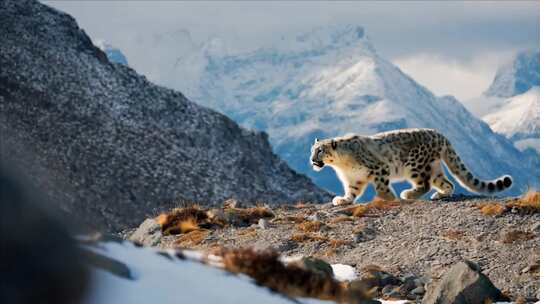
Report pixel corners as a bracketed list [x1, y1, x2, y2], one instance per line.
[0, 0, 330, 231]
[0, 162, 90, 304]
[422, 261, 507, 304]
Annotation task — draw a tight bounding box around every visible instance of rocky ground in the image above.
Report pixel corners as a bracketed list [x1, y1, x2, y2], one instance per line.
[129, 195, 540, 302]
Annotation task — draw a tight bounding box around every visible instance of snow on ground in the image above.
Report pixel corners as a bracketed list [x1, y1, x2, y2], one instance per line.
[483, 87, 540, 139]
[330, 264, 357, 282]
[82, 241, 296, 304]
[81, 241, 417, 304]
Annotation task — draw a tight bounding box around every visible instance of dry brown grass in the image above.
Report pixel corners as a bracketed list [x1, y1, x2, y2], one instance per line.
[219, 247, 372, 302]
[156, 206, 211, 235]
[224, 206, 274, 226]
[477, 191, 540, 217]
[531, 265, 540, 274]
[282, 215, 308, 224]
[514, 297, 527, 304]
[237, 227, 258, 237]
[329, 216, 354, 224]
[442, 229, 466, 241]
[297, 221, 325, 232]
[508, 191, 540, 212]
[501, 230, 535, 244]
[328, 239, 352, 249]
[346, 198, 401, 217]
[291, 233, 329, 243]
[175, 230, 209, 246]
[478, 203, 507, 216]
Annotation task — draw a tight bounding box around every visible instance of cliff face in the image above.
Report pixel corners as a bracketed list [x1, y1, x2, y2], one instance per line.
[0, 0, 330, 231]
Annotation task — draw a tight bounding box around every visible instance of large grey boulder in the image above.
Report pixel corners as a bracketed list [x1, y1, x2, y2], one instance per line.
[423, 261, 507, 304]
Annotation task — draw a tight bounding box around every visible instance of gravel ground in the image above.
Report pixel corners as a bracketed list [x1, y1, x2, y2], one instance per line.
[154, 198, 540, 300]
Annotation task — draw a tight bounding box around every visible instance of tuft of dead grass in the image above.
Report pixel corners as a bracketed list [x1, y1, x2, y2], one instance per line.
[219, 247, 372, 302]
[291, 233, 329, 243]
[508, 191, 540, 213]
[175, 230, 209, 246]
[328, 239, 352, 249]
[345, 198, 401, 217]
[224, 206, 274, 226]
[297, 221, 324, 232]
[156, 206, 211, 235]
[478, 191, 540, 217]
[442, 229, 466, 241]
[329, 216, 354, 224]
[501, 230, 535, 244]
[477, 203, 507, 216]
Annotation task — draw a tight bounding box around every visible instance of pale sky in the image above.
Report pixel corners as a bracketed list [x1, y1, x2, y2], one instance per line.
[45, 1, 540, 101]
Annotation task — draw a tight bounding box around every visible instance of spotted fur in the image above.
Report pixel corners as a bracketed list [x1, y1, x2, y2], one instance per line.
[309, 128, 513, 205]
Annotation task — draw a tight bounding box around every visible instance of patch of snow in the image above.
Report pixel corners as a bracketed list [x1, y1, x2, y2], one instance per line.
[82, 242, 296, 304]
[514, 138, 540, 153]
[483, 87, 540, 140]
[330, 264, 357, 282]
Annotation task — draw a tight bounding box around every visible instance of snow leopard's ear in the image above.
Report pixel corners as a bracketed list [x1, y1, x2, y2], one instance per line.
[331, 140, 337, 150]
[314, 138, 319, 144]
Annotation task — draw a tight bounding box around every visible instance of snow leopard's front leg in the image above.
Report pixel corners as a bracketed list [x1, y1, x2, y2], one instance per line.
[332, 181, 367, 206]
[373, 168, 397, 201]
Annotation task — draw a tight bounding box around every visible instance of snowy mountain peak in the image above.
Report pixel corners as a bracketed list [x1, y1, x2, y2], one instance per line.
[263, 24, 374, 55]
[483, 87, 540, 153]
[295, 24, 365, 47]
[484, 50, 540, 98]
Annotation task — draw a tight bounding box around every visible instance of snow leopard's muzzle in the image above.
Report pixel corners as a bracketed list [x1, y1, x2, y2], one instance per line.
[310, 139, 325, 171]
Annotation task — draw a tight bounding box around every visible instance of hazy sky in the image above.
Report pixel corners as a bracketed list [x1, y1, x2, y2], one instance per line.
[46, 1, 540, 101]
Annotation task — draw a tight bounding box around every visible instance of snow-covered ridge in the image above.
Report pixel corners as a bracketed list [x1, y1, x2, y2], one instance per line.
[483, 87, 540, 153]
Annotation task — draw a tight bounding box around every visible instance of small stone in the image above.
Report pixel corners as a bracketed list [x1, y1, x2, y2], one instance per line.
[223, 198, 239, 209]
[307, 213, 320, 222]
[354, 227, 376, 243]
[399, 276, 417, 294]
[258, 218, 269, 229]
[411, 286, 425, 295]
[207, 208, 226, 222]
[129, 218, 161, 247]
[531, 222, 540, 232]
[381, 285, 398, 296]
[522, 266, 531, 273]
[289, 257, 334, 278]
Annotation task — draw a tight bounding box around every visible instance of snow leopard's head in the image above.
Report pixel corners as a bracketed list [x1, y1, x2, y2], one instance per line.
[309, 138, 337, 172]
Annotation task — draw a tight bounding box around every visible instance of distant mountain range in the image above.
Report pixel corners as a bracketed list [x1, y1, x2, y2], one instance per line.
[0, 0, 329, 231]
[123, 25, 539, 195]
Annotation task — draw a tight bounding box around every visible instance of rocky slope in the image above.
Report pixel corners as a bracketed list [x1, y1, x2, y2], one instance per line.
[0, 0, 330, 232]
[143, 25, 539, 195]
[131, 197, 540, 301]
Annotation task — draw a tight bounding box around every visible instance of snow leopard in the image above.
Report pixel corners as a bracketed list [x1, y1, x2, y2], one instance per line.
[310, 128, 513, 205]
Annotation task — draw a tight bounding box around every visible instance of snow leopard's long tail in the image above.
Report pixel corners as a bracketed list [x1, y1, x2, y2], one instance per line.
[441, 141, 512, 194]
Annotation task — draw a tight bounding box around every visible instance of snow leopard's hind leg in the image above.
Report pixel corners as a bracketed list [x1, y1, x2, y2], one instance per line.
[400, 161, 434, 200]
[430, 161, 454, 199]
